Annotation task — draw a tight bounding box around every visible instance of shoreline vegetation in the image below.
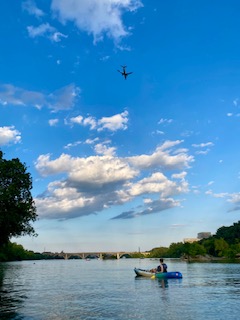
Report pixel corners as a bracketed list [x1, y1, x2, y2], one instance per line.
[0, 220, 239, 263]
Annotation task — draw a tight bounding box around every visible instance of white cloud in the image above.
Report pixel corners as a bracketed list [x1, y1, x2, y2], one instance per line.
[35, 153, 137, 183]
[0, 126, 21, 146]
[85, 138, 99, 145]
[195, 149, 211, 155]
[172, 171, 187, 180]
[34, 139, 192, 220]
[207, 181, 214, 186]
[158, 118, 173, 125]
[69, 115, 83, 125]
[233, 98, 239, 107]
[0, 83, 80, 112]
[128, 140, 194, 170]
[35, 153, 73, 177]
[155, 130, 165, 135]
[98, 110, 129, 131]
[51, 0, 143, 44]
[66, 111, 128, 132]
[228, 192, 240, 204]
[192, 142, 214, 155]
[64, 141, 82, 149]
[27, 23, 55, 38]
[94, 142, 116, 156]
[206, 190, 240, 213]
[192, 142, 214, 148]
[27, 23, 68, 42]
[51, 31, 68, 42]
[205, 190, 228, 198]
[22, 0, 44, 18]
[128, 172, 189, 198]
[83, 117, 97, 130]
[100, 55, 110, 61]
[49, 119, 59, 126]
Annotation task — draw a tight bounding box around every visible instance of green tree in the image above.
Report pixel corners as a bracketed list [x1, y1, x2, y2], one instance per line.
[183, 242, 206, 258]
[0, 151, 37, 247]
[201, 237, 216, 256]
[148, 246, 168, 258]
[215, 221, 240, 244]
[167, 242, 185, 258]
[214, 238, 229, 257]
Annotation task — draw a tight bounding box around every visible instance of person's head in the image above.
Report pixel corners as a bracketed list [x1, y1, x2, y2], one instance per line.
[160, 258, 164, 263]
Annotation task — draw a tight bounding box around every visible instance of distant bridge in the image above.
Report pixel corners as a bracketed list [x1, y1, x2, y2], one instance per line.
[45, 251, 150, 260]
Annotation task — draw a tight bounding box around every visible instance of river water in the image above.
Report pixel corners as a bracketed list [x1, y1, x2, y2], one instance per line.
[0, 258, 239, 320]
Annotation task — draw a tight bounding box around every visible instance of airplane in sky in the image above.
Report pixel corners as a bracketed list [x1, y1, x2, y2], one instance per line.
[117, 65, 133, 80]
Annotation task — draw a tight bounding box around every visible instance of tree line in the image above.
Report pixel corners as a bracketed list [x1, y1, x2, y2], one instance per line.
[0, 151, 239, 262]
[142, 220, 240, 260]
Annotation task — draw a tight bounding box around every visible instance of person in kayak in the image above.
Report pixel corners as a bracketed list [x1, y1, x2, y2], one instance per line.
[150, 258, 167, 273]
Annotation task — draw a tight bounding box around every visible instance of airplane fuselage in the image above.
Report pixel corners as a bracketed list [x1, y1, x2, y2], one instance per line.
[118, 66, 133, 80]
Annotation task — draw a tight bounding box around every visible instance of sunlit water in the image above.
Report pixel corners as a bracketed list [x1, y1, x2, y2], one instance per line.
[0, 259, 239, 320]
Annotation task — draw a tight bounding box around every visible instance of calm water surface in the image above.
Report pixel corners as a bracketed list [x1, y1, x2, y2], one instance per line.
[0, 259, 239, 320]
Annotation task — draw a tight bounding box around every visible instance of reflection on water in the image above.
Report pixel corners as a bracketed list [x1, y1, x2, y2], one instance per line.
[0, 259, 239, 320]
[135, 275, 170, 288]
[0, 263, 26, 319]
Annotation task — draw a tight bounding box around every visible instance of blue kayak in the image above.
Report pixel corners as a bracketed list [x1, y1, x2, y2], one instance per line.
[134, 268, 182, 279]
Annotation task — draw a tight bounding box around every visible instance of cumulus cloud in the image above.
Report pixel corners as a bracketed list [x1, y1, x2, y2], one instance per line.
[0, 83, 80, 112]
[0, 126, 21, 146]
[66, 111, 128, 132]
[127, 140, 194, 170]
[127, 172, 188, 198]
[51, 0, 143, 44]
[34, 140, 193, 220]
[84, 117, 97, 130]
[94, 142, 117, 156]
[98, 110, 129, 131]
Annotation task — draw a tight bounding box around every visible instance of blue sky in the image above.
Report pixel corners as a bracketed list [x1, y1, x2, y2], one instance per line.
[1, 0, 240, 253]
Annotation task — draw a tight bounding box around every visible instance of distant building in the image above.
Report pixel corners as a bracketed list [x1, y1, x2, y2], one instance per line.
[197, 232, 211, 240]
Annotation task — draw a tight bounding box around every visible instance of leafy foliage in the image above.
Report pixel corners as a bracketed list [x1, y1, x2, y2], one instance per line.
[148, 246, 168, 258]
[0, 242, 42, 261]
[0, 151, 37, 247]
[147, 221, 240, 259]
[215, 222, 240, 244]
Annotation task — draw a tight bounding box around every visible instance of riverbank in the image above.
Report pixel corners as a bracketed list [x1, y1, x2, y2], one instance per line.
[182, 254, 240, 262]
